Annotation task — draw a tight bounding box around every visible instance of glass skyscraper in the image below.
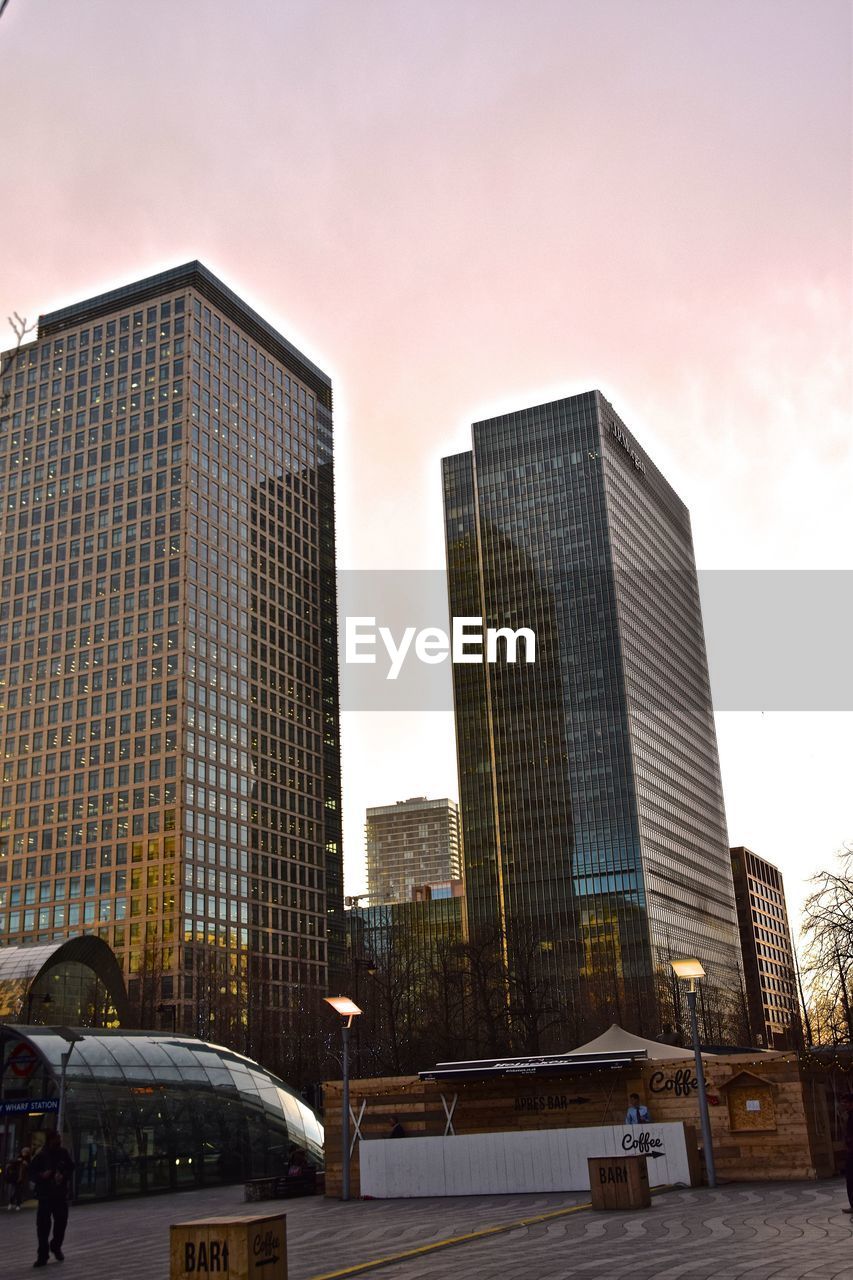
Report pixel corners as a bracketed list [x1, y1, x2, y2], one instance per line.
[443, 391, 743, 1044]
[0, 263, 343, 1061]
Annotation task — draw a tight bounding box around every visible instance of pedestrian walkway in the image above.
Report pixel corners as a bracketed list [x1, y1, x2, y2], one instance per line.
[0, 1180, 850, 1278]
[365, 1183, 853, 1280]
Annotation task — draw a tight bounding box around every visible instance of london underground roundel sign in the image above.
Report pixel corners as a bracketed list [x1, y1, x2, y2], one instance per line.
[9, 1041, 39, 1078]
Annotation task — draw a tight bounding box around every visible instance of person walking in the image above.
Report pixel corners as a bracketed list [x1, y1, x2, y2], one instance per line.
[625, 1093, 651, 1124]
[842, 1094, 853, 1214]
[28, 1132, 75, 1268]
[5, 1147, 31, 1210]
[389, 1116, 406, 1138]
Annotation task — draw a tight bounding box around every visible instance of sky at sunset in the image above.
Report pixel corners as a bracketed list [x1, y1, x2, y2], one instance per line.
[1, 0, 850, 929]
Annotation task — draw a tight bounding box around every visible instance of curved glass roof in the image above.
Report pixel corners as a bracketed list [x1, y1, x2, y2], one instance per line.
[0, 940, 76, 983]
[0, 937, 129, 1023]
[9, 1027, 324, 1155]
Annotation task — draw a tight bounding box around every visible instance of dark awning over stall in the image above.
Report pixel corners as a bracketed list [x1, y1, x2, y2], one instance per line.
[418, 1023, 697, 1082]
[420, 1049, 648, 1081]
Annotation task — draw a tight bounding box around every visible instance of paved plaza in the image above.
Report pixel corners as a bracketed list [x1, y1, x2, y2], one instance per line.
[0, 1180, 851, 1279]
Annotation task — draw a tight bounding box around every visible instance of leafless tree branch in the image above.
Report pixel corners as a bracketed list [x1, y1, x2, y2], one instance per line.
[1, 312, 36, 420]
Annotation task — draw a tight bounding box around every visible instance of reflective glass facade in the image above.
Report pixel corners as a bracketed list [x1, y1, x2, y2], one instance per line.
[443, 392, 744, 1042]
[0, 1026, 323, 1199]
[0, 263, 343, 1054]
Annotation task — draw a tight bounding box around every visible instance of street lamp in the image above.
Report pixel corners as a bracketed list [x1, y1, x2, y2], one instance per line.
[351, 954, 376, 1077]
[324, 996, 363, 1202]
[25, 991, 53, 1024]
[670, 958, 716, 1188]
[157, 1002, 178, 1033]
[54, 1027, 85, 1142]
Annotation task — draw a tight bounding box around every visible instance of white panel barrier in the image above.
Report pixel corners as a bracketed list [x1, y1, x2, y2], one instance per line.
[359, 1122, 693, 1198]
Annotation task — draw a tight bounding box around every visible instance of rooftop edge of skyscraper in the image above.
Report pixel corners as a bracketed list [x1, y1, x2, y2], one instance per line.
[33, 259, 332, 407]
[457, 389, 690, 533]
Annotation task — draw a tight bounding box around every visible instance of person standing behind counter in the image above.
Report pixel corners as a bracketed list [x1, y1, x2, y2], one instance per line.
[625, 1093, 651, 1124]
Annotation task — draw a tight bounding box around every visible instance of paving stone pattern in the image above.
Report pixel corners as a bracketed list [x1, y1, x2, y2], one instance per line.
[0, 1180, 851, 1279]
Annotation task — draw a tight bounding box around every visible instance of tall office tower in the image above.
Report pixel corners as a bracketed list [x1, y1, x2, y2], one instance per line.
[443, 391, 744, 1046]
[730, 847, 800, 1048]
[0, 263, 343, 1059]
[366, 797, 461, 904]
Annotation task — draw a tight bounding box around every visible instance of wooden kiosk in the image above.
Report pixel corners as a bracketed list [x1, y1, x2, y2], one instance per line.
[324, 1025, 834, 1198]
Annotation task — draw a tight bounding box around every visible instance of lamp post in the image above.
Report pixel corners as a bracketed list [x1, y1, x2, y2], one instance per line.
[25, 991, 53, 1024]
[324, 996, 363, 1202]
[351, 955, 376, 1078]
[670, 958, 716, 1188]
[157, 1002, 178, 1033]
[54, 1027, 85, 1142]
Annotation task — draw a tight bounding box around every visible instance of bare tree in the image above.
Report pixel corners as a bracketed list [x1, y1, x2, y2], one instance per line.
[802, 842, 853, 1044]
[460, 925, 510, 1058]
[420, 936, 468, 1063]
[503, 919, 568, 1054]
[1, 313, 36, 418]
[127, 939, 166, 1030]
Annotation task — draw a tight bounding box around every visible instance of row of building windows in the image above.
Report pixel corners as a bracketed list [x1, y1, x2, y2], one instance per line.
[3, 277, 338, 1019]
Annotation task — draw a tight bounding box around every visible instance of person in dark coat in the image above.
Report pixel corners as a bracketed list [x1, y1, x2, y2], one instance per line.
[389, 1116, 405, 1138]
[5, 1146, 30, 1210]
[28, 1132, 75, 1267]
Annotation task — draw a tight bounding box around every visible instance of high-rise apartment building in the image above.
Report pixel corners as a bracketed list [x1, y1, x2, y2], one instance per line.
[443, 391, 743, 1043]
[0, 262, 343, 1055]
[730, 847, 799, 1048]
[366, 796, 461, 904]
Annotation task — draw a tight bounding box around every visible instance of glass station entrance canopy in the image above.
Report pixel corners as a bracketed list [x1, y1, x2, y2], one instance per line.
[0, 936, 129, 1027]
[0, 1025, 323, 1199]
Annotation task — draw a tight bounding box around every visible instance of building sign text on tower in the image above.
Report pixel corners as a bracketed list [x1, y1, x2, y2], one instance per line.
[610, 420, 647, 473]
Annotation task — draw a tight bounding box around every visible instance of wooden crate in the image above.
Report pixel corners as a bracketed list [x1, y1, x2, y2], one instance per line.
[170, 1213, 286, 1280]
[588, 1155, 651, 1210]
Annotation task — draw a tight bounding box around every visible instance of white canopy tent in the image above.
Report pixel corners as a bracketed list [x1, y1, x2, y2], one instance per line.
[420, 1022, 701, 1082]
[567, 1022, 697, 1061]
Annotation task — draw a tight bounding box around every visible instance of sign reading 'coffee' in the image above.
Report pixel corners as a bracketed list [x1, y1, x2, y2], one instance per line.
[648, 1067, 698, 1097]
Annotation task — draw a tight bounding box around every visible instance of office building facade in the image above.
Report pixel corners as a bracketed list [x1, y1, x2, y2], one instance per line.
[366, 796, 461, 904]
[443, 391, 743, 1043]
[0, 262, 343, 1055]
[730, 846, 799, 1048]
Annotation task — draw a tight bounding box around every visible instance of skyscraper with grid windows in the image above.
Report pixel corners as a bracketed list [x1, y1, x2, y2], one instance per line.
[443, 391, 744, 1045]
[0, 263, 343, 1061]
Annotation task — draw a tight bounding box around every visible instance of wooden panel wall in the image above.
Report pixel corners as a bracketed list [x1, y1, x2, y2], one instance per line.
[637, 1054, 834, 1183]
